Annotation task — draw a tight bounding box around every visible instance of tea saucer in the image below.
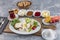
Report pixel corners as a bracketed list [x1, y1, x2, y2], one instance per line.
[8, 14, 18, 21]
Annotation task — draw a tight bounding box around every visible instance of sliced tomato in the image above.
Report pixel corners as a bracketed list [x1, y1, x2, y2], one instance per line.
[32, 26, 36, 30]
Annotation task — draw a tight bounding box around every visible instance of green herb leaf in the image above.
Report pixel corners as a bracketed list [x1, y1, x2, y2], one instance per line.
[11, 19, 20, 26]
[33, 21, 38, 26]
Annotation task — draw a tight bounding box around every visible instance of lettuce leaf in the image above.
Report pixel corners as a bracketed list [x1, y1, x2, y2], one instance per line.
[25, 18, 31, 24]
[33, 21, 38, 26]
[11, 19, 20, 26]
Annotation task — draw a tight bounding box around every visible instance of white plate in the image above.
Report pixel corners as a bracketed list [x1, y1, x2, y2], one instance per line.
[42, 19, 51, 25]
[9, 18, 41, 35]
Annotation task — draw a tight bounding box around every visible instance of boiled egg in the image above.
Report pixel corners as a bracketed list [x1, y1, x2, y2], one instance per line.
[27, 23, 31, 28]
[15, 23, 22, 28]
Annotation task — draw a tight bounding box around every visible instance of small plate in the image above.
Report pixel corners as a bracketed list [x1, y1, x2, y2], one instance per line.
[42, 19, 51, 25]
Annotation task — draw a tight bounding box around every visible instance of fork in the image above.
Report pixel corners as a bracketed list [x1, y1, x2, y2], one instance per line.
[0, 18, 4, 28]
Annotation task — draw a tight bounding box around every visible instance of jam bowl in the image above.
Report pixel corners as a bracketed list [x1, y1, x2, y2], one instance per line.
[33, 10, 41, 17]
[26, 10, 34, 17]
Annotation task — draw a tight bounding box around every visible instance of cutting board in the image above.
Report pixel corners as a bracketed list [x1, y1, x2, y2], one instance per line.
[4, 18, 56, 36]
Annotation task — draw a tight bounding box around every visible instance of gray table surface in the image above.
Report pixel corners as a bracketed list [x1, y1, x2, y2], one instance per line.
[0, 0, 60, 40]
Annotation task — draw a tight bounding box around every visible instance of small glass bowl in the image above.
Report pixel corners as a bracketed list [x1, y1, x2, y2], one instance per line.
[25, 10, 34, 17]
[33, 10, 41, 17]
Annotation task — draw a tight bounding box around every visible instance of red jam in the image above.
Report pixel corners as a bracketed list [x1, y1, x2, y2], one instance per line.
[9, 11, 16, 19]
[35, 12, 41, 16]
